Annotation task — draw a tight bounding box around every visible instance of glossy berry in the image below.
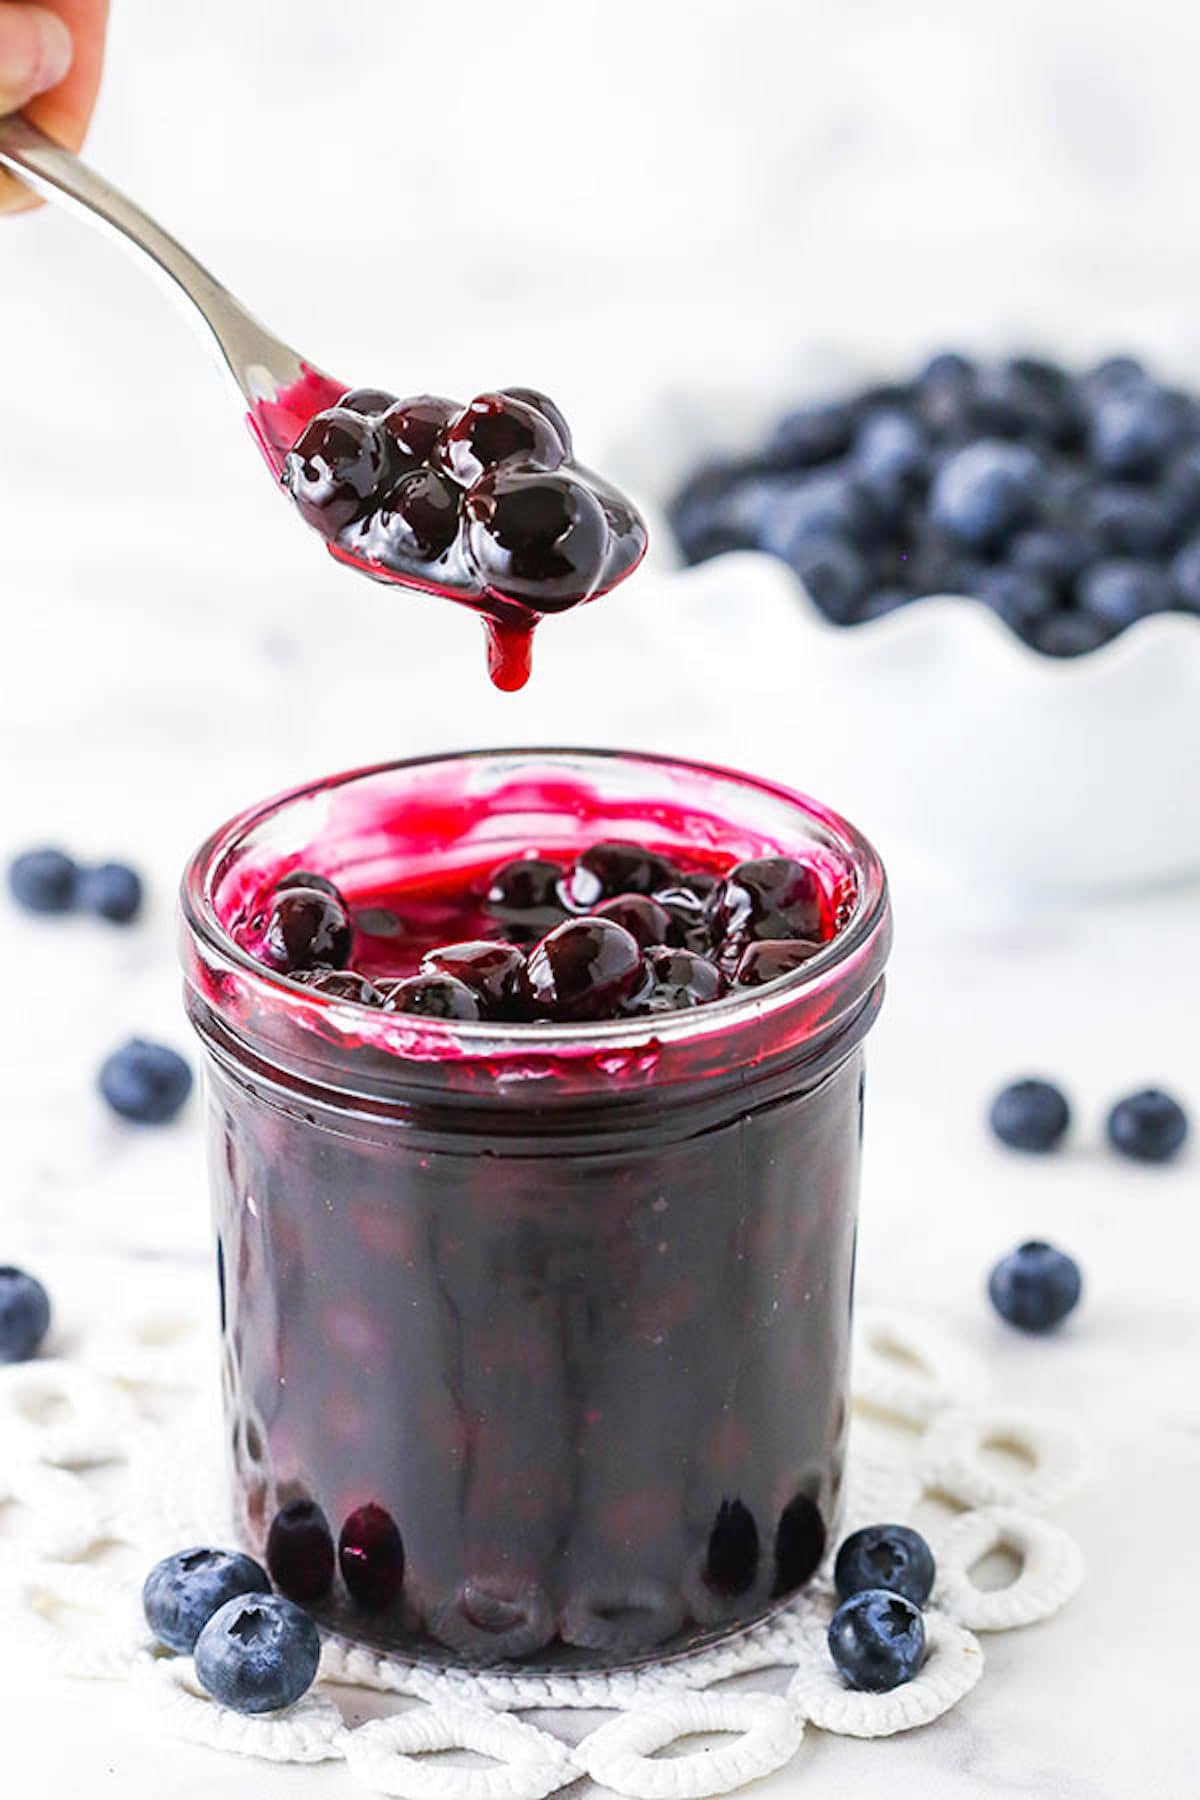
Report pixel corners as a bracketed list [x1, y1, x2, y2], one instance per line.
[834, 1525, 935, 1607]
[501, 386, 574, 458]
[704, 1499, 760, 1597]
[567, 842, 680, 909]
[988, 1078, 1071, 1152]
[98, 1039, 193, 1125]
[708, 857, 826, 947]
[828, 1589, 926, 1692]
[263, 887, 353, 974]
[484, 857, 568, 940]
[379, 973, 483, 1021]
[526, 917, 644, 1021]
[338, 1503, 405, 1611]
[1106, 1088, 1189, 1163]
[421, 941, 531, 1020]
[437, 392, 567, 485]
[379, 395, 459, 465]
[142, 1547, 270, 1653]
[291, 969, 384, 1005]
[928, 440, 1041, 549]
[8, 847, 78, 914]
[266, 1499, 336, 1603]
[0, 1266, 51, 1363]
[465, 469, 609, 609]
[1079, 560, 1175, 630]
[651, 884, 712, 949]
[988, 1241, 1082, 1332]
[274, 869, 345, 901]
[631, 946, 726, 1014]
[733, 938, 822, 987]
[194, 1593, 321, 1715]
[338, 386, 397, 417]
[370, 467, 461, 562]
[283, 408, 392, 532]
[593, 894, 672, 948]
[77, 861, 143, 923]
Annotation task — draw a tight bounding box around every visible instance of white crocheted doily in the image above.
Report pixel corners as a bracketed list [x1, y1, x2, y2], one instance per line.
[0, 1262, 1089, 1799]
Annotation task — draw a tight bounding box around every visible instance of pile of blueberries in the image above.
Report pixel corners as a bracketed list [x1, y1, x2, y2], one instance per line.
[669, 352, 1200, 654]
[241, 843, 839, 1024]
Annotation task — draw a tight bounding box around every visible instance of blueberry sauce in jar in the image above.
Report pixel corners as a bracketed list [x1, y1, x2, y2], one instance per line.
[181, 750, 890, 1668]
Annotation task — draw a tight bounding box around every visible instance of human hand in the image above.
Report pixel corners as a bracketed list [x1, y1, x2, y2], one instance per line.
[1, 1, 108, 214]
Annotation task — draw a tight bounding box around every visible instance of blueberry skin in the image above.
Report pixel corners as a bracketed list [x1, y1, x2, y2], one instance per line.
[1079, 559, 1175, 630]
[1088, 383, 1181, 478]
[1009, 528, 1091, 590]
[1168, 536, 1200, 613]
[1082, 485, 1175, 557]
[989, 1078, 1071, 1151]
[786, 535, 869, 622]
[1030, 610, 1115, 657]
[1106, 1089, 1189, 1163]
[834, 1525, 936, 1608]
[8, 848, 79, 914]
[827, 1589, 926, 1693]
[767, 400, 858, 469]
[193, 1593, 321, 1715]
[853, 409, 928, 484]
[988, 1241, 1082, 1333]
[971, 566, 1055, 634]
[98, 1039, 193, 1125]
[928, 441, 1042, 549]
[77, 862, 143, 923]
[758, 469, 880, 558]
[0, 1266, 51, 1363]
[143, 1548, 271, 1653]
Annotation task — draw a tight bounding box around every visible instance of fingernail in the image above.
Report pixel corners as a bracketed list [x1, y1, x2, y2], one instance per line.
[0, 6, 74, 98]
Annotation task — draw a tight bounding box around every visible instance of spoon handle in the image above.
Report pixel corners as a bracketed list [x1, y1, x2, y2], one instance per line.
[0, 115, 310, 406]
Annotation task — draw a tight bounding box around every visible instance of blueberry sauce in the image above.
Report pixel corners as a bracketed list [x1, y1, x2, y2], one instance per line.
[249, 375, 646, 691]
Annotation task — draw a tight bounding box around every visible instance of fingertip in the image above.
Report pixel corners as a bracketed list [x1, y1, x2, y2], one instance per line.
[0, 5, 74, 109]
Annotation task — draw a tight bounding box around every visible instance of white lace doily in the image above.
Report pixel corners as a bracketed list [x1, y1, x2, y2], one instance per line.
[0, 1262, 1089, 1798]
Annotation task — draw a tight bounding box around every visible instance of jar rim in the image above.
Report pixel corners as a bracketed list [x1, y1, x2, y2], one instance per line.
[180, 746, 890, 1069]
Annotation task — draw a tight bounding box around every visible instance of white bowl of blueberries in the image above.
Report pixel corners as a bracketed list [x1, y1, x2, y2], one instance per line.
[636, 352, 1200, 895]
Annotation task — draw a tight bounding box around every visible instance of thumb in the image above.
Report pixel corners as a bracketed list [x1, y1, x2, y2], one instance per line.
[0, 4, 74, 115]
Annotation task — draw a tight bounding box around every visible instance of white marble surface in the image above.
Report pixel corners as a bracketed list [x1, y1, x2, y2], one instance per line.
[2, 4, 1200, 1792]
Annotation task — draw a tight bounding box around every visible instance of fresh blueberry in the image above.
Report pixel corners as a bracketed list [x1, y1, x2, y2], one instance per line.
[8, 847, 78, 914]
[266, 1499, 336, 1603]
[827, 1589, 926, 1692]
[757, 469, 880, 560]
[1106, 1088, 1189, 1163]
[853, 409, 928, 484]
[988, 1241, 1082, 1332]
[785, 535, 869, 622]
[526, 918, 644, 1021]
[77, 862, 143, 924]
[1162, 444, 1200, 535]
[667, 460, 756, 564]
[766, 400, 858, 469]
[1081, 485, 1175, 557]
[857, 588, 915, 621]
[1029, 609, 1116, 657]
[1001, 356, 1085, 449]
[193, 1593, 321, 1715]
[0, 1266, 51, 1363]
[1079, 560, 1175, 630]
[1082, 354, 1146, 396]
[98, 1039, 193, 1125]
[988, 1078, 1071, 1152]
[919, 350, 976, 386]
[142, 1547, 271, 1653]
[1088, 382, 1181, 478]
[834, 1525, 936, 1607]
[915, 352, 976, 434]
[1168, 536, 1200, 613]
[928, 441, 1042, 550]
[1008, 529, 1090, 588]
[970, 566, 1056, 634]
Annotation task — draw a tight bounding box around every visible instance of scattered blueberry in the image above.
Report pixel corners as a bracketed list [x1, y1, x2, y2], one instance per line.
[1088, 382, 1180, 478]
[827, 1589, 926, 1692]
[834, 1525, 936, 1607]
[77, 861, 143, 923]
[193, 1593, 321, 1715]
[0, 1266, 51, 1363]
[988, 1241, 1082, 1333]
[98, 1039, 193, 1125]
[1106, 1088, 1189, 1164]
[142, 1547, 271, 1653]
[988, 1078, 1071, 1152]
[8, 848, 78, 914]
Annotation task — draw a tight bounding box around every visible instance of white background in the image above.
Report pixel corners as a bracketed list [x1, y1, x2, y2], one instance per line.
[0, 5, 1197, 1797]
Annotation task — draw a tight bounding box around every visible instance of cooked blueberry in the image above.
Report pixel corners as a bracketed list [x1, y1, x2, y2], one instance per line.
[526, 918, 644, 1021]
[338, 1503, 405, 1611]
[773, 1493, 827, 1595]
[420, 941, 531, 1019]
[291, 969, 384, 1005]
[0, 1266, 51, 1363]
[379, 973, 483, 1021]
[142, 1547, 270, 1653]
[1088, 382, 1180, 478]
[8, 847, 78, 914]
[628, 946, 726, 1013]
[465, 469, 609, 608]
[928, 441, 1042, 549]
[379, 394, 459, 465]
[1170, 536, 1200, 613]
[988, 1078, 1071, 1152]
[766, 400, 858, 469]
[758, 469, 881, 559]
[437, 392, 568, 485]
[786, 535, 869, 622]
[1079, 560, 1174, 630]
[733, 938, 822, 986]
[828, 1589, 926, 1692]
[651, 884, 712, 949]
[500, 386, 574, 458]
[77, 861, 143, 923]
[567, 842, 680, 908]
[707, 856, 826, 947]
[274, 869, 345, 902]
[593, 894, 673, 948]
[1106, 1088, 1189, 1163]
[338, 386, 398, 417]
[1029, 609, 1116, 657]
[485, 857, 569, 940]
[283, 408, 392, 532]
[259, 887, 353, 975]
[266, 1499, 335, 1603]
[370, 467, 461, 561]
[704, 1499, 760, 1597]
[988, 1241, 1082, 1332]
[194, 1593, 321, 1715]
[835, 1525, 935, 1607]
[99, 1039, 193, 1124]
[971, 567, 1055, 633]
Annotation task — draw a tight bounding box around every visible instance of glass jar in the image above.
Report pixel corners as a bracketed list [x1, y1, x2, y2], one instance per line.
[180, 748, 891, 1669]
